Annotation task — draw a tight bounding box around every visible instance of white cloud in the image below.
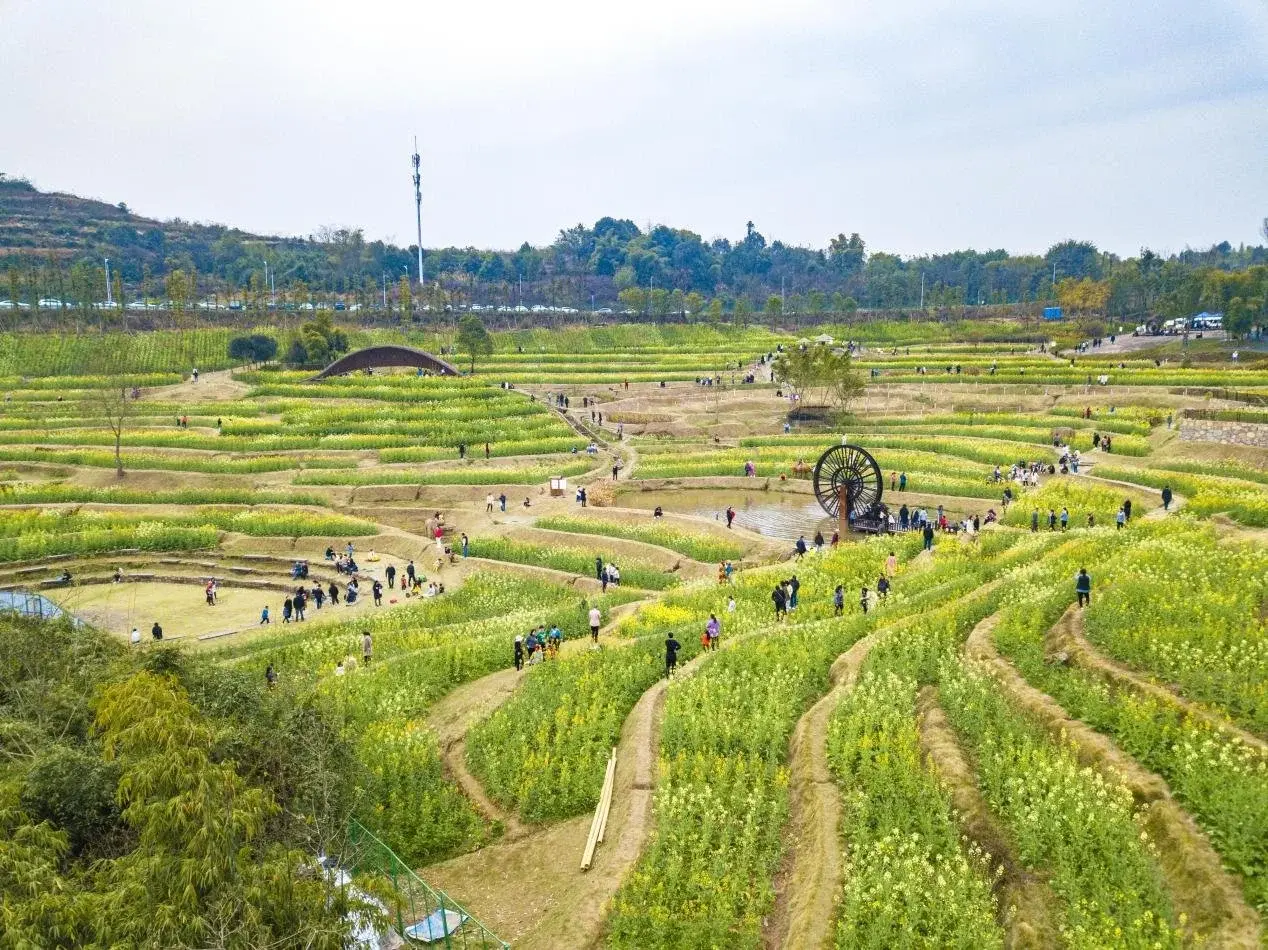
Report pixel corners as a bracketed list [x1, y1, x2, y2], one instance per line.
[1, 0, 1265, 256]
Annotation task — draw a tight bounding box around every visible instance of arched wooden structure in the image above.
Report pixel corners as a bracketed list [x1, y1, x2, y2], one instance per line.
[310, 345, 461, 379]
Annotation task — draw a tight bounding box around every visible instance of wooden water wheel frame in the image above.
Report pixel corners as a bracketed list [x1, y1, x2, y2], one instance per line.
[812, 444, 883, 520]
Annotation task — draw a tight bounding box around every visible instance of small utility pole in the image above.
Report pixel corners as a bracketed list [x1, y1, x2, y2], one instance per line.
[919, 272, 925, 308]
[411, 138, 424, 291]
[382, 273, 388, 309]
[104, 257, 113, 306]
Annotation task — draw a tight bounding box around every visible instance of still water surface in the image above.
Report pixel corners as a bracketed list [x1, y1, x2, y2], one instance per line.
[618, 488, 835, 543]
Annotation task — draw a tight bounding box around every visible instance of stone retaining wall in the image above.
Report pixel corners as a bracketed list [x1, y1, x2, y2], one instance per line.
[1179, 419, 1268, 448]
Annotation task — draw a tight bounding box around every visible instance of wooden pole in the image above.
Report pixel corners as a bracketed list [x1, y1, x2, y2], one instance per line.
[837, 484, 851, 538]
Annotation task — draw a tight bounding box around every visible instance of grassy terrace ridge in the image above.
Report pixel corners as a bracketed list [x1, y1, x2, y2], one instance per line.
[1, 321, 1266, 950]
[533, 513, 746, 562]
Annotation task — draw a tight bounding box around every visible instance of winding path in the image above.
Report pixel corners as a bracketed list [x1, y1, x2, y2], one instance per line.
[422, 635, 716, 949]
[966, 612, 1262, 947]
[764, 632, 878, 950]
[1045, 606, 1266, 754]
[916, 680, 1061, 949]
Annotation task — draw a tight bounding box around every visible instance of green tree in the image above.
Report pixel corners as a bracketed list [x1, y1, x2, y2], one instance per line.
[399, 275, 411, 317]
[165, 269, 189, 311]
[617, 287, 646, 314]
[684, 291, 705, 317]
[457, 313, 493, 373]
[773, 345, 865, 417]
[99, 381, 134, 477]
[765, 294, 783, 327]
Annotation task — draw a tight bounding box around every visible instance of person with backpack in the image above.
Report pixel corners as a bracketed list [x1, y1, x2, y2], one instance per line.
[1075, 568, 1092, 607]
[794, 536, 807, 558]
[833, 585, 845, 616]
[372, 580, 383, 606]
[922, 521, 935, 551]
[772, 583, 787, 619]
[876, 575, 890, 603]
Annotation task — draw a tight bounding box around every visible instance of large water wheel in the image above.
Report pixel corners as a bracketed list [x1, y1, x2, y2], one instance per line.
[812, 443, 883, 520]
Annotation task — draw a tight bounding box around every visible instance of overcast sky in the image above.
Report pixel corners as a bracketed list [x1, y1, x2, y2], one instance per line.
[2, 0, 1266, 258]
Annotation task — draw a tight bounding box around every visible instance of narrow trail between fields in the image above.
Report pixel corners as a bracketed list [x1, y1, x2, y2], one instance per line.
[764, 632, 879, 950]
[426, 600, 650, 841]
[423, 636, 717, 950]
[966, 612, 1262, 947]
[1072, 468, 1187, 519]
[916, 679, 1062, 949]
[1045, 606, 1267, 754]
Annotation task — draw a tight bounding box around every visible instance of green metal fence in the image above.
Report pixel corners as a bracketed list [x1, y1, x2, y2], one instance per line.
[347, 819, 509, 949]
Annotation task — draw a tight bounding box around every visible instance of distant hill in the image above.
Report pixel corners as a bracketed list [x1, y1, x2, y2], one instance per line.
[1, 173, 1263, 321]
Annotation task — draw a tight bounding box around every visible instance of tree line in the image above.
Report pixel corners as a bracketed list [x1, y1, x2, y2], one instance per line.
[2, 176, 1265, 324]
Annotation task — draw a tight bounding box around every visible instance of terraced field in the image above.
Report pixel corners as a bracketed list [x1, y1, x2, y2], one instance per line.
[2, 323, 1265, 948]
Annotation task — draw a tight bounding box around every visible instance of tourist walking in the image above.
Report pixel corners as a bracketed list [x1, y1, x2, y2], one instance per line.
[1060, 507, 1069, 531]
[282, 598, 293, 623]
[859, 586, 870, 614]
[1031, 509, 1040, 532]
[795, 536, 808, 558]
[922, 522, 934, 551]
[1123, 498, 1132, 522]
[386, 564, 396, 589]
[328, 582, 339, 605]
[1048, 508, 1057, 531]
[1116, 507, 1127, 530]
[461, 533, 469, 557]
[362, 631, 373, 665]
[1075, 568, 1092, 607]
[486, 493, 495, 512]
[514, 635, 525, 670]
[886, 551, 897, 576]
[877, 575, 890, 603]
[589, 605, 602, 643]
[151, 621, 163, 641]
[789, 575, 800, 610]
[406, 560, 416, 587]
[1161, 486, 1173, 511]
[372, 580, 383, 606]
[260, 606, 270, 625]
[705, 614, 720, 650]
[772, 582, 787, 619]
[665, 634, 681, 677]
[833, 584, 844, 616]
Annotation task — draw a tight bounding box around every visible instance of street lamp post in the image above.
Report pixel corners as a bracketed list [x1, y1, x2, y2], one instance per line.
[104, 258, 112, 306]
